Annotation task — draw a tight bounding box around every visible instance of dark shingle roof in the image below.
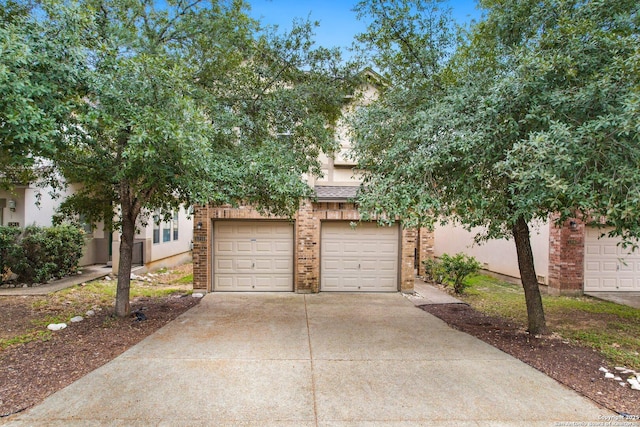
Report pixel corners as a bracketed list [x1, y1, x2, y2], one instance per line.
[314, 185, 360, 202]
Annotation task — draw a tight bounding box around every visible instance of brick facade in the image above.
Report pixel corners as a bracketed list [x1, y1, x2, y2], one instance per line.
[417, 227, 435, 276]
[192, 202, 416, 293]
[547, 216, 585, 295]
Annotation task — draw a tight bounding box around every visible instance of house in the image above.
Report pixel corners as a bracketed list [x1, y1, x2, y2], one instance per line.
[0, 181, 193, 273]
[192, 71, 419, 294]
[428, 217, 640, 295]
[192, 67, 638, 296]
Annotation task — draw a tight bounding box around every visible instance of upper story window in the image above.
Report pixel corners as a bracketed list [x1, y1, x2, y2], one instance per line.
[153, 210, 179, 244]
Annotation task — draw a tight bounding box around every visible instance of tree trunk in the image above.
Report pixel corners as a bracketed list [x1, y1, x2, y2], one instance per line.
[512, 215, 548, 335]
[115, 182, 140, 318]
[115, 211, 135, 317]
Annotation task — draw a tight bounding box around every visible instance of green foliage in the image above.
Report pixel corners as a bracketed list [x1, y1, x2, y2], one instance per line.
[0, 226, 20, 276]
[173, 273, 193, 285]
[0, 0, 87, 188]
[421, 257, 444, 283]
[5, 0, 356, 315]
[6, 225, 84, 284]
[423, 253, 481, 294]
[351, 0, 640, 334]
[439, 253, 481, 294]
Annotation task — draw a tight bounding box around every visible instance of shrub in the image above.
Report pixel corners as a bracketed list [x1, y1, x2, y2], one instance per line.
[439, 253, 482, 294]
[8, 225, 85, 284]
[0, 226, 21, 282]
[422, 258, 444, 283]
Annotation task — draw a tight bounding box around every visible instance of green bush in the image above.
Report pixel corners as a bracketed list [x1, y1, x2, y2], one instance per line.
[0, 226, 21, 281]
[439, 253, 482, 294]
[422, 258, 444, 283]
[6, 225, 85, 284]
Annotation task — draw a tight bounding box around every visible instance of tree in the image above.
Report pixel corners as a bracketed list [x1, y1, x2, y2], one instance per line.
[30, 0, 353, 317]
[351, 0, 639, 334]
[0, 0, 86, 188]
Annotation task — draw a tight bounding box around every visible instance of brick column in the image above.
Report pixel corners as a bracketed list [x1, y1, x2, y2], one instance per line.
[548, 216, 585, 295]
[296, 201, 320, 293]
[192, 205, 210, 291]
[400, 227, 417, 293]
[417, 227, 435, 277]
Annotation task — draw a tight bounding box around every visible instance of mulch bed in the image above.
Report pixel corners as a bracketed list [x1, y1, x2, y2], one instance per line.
[0, 295, 200, 418]
[419, 303, 640, 416]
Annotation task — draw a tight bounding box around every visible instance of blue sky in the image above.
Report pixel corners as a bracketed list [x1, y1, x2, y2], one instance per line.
[247, 0, 482, 51]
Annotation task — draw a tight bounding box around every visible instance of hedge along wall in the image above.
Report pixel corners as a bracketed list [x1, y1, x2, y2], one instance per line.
[0, 225, 85, 285]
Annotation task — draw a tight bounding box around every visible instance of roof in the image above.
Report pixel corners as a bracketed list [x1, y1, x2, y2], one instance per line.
[314, 185, 360, 202]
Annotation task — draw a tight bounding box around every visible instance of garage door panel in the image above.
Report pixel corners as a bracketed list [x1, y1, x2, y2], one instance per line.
[321, 222, 398, 292]
[254, 276, 290, 291]
[216, 241, 234, 253]
[586, 245, 601, 255]
[215, 259, 235, 272]
[339, 277, 360, 290]
[322, 277, 340, 290]
[619, 262, 633, 272]
[236, 241, 253, 253]
[343, 243, 362, 254]
[215, 276, 235, 290]
[360, 260, 377, 271]
[619, 278, 634, 289]
[585, 261, 599, 272]
[378, 260, 397, 272]
[214, 221, 293, 292]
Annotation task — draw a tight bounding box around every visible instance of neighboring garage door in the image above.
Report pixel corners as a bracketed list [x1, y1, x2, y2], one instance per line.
[321, 221, 399, 292]
[214, 221, 293, 291]
[584, 227, 640, 292]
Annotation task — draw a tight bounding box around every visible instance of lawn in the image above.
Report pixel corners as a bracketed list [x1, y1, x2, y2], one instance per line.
[460, 275, 640, 370]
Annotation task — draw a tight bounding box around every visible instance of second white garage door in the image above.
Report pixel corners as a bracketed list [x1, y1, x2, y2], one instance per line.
[584, 227, 640, 292]
[214, 221, 293, 291]
[321, 221, 399, 292]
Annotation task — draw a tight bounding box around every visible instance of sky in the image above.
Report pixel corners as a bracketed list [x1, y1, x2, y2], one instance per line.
[247, 0, 482, 51]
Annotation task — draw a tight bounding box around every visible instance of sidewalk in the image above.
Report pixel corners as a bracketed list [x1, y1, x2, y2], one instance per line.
[405, 278, 467, 306]
[0, 265, 111, 296]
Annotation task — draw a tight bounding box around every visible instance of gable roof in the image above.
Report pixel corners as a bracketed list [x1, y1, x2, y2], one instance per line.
[314, 185, 360, 202]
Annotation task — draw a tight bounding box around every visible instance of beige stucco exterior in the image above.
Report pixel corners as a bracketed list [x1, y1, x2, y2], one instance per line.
[1, 181, 192, 273]
[433, 220, 551, 285]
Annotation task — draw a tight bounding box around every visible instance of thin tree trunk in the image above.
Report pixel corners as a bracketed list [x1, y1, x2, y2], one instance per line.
[115, 182, 140, 318]
[115, 212, 135, 317]
[512, 215, 548, 335]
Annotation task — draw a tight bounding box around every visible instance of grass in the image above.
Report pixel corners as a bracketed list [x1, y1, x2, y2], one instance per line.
[459, 274, 640, 370]
[172, 273, 193, 285]
[0, 265, 194, 351]
[0, 330, 52, 350]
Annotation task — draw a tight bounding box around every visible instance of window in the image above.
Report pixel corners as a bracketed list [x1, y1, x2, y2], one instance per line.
[79, 214, 93, 234]
[163, 221, 171, 242]
[153, 213, 160, 244]
[172, 212, 179, 241]
[154, 210, 180, 244]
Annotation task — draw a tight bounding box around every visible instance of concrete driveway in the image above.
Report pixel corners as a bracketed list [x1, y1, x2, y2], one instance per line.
[4, 292, 609, 426]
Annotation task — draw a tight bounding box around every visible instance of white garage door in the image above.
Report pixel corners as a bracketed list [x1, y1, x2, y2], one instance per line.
[321, 222, 399, 292]
[584, 227, 640, 292]
[214, 221, 293, 291]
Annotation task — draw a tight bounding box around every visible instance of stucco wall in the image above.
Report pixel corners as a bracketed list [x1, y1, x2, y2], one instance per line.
[111, 205, 193, 273]
[433, 220, 550, 284]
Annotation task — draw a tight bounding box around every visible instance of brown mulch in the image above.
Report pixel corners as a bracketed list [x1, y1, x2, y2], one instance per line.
[0, 295, 200, 418]
[420, 303, 640, 416]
